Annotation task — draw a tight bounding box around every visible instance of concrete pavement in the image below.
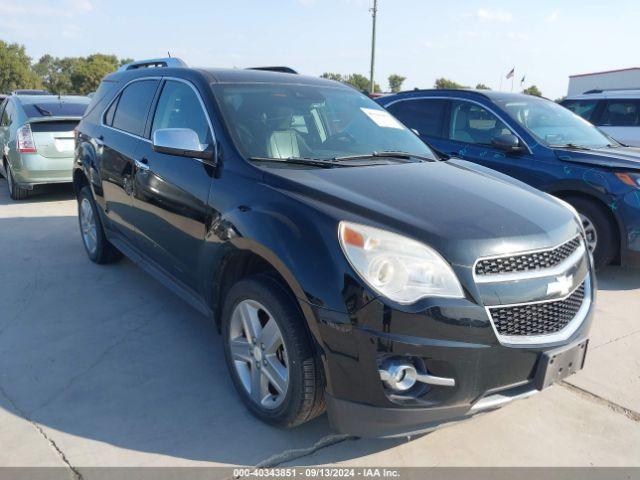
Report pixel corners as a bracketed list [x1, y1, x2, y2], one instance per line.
[0, 180, 638, 474]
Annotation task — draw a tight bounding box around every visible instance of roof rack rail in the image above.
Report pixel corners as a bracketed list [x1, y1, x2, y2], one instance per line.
[247, 66, 298, 74]
[119, 57, 188, 72]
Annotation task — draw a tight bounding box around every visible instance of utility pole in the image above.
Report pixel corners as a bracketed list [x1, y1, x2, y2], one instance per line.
[369, 0, 378, 94]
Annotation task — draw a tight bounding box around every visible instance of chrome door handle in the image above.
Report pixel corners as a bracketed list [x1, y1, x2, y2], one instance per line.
[135, 158, 150, 172]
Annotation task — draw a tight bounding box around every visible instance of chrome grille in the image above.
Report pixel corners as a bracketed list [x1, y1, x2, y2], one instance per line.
[475, 236, 582, 276]
[488, 283, 585, 337]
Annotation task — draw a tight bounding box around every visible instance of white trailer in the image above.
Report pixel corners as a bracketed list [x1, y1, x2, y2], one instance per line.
[568, 67, 640, 95]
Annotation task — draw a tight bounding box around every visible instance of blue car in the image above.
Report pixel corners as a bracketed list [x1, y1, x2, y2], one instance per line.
[378, 90, 640, 269]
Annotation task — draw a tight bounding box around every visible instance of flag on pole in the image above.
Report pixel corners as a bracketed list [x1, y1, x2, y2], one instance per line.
[506, 68, 515, 79]
[520, 75, 526, 85]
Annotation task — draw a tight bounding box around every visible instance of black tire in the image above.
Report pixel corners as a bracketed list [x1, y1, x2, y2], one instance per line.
[78, 186, 123, 264]
[221, 274, 325, 428]
[6, 162, 29, 200]
[564, 196, 617, 269]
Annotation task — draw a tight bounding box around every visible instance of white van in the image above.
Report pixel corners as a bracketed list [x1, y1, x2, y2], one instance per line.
[562, 89, 640, 147]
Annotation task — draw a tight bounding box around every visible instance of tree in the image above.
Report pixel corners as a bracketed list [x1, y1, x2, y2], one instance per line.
[70, 54, 122, 94]
[320, 72, 380, 93]
[0, 40, 42, 92]
[434, 77, 465, 90]
[522, 85, 542, 97]
[33, 55, 78, 94]
[475, 83, 491, 90]
[320, 72, 344, 82]
[388, 74, 406, 93]
[33, 53, 132, 95]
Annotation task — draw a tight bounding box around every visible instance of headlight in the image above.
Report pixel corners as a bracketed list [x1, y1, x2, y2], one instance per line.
[338, 221, 464, 304]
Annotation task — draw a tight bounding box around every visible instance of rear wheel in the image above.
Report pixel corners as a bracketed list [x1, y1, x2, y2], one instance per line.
[6, 162, 29, 200]
[564, 196, 617, 269]
[78, 186, 122, 264]
[221, 275, 325, 428]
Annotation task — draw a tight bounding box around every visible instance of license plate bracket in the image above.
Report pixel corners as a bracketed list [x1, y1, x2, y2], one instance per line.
[534, 340, 588, 390]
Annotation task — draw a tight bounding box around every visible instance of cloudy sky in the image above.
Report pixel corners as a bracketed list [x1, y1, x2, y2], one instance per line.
[0, 0, 638, 99]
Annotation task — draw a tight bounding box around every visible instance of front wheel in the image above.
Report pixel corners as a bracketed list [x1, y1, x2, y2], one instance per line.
[221, 275, 325, 428]
[565, 196, 617, 269]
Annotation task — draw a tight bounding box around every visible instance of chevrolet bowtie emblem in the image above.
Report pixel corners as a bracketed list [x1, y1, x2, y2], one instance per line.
[547, 274, 574, 297]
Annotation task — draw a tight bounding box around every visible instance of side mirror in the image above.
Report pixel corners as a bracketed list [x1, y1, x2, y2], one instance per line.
[152, 128, 214, 161]
[491, 133, 524, 153]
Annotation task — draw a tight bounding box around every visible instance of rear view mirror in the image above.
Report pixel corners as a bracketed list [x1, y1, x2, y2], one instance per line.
[491, 133, 524, 153]
[152, 128, 213, 161]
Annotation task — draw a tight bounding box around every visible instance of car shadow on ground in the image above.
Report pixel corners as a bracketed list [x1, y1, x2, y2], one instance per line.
[597, 266, 640, 291]
[0, 212, 404, 466]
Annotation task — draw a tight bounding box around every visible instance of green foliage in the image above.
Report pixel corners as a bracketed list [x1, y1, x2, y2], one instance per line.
[0, 40, 42, 92]
[388, 74, 406, 93]
[434, 77, 466, 90]
[475, 83, 492, 90]
[2, 39, 132, 95]
[70, 54, 123, 95]
[522, 85, 542, 97]
[320, 72, 381, 93]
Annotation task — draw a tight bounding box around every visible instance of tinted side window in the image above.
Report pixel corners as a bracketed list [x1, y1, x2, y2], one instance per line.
[600, 100, 640, 127]
[151, 80, 211, 145]
[112, 80, 159, 136]
[448, 100, 511, 145]
[386, 99, 447, 138]
[104, 97, 118, 126]
[561, 99, 599, 121]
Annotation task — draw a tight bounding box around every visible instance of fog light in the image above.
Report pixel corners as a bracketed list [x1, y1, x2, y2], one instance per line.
[379, 360, 417, 391]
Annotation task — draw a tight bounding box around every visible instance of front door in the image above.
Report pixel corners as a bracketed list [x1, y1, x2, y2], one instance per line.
[132, 79, 215, 291]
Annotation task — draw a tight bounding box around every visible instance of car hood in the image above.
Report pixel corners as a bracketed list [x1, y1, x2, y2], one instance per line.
[554, 146, 640, 170]
[261, 160, 579, 267]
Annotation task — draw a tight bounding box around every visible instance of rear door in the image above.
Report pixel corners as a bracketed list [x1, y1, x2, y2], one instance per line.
[99, 78, 160, 242]
[131, 78, 215, 290]
[597, 99, 640, 146]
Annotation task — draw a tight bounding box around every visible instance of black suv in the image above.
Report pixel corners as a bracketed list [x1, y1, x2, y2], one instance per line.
[74, 58, 594, 437]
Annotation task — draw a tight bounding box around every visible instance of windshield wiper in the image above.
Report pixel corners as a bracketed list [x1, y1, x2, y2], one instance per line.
[33, 104, 53, 116]
[248, 156, 338, 168]
[548, 143, 592, 151]
[332, 151, 437, 163]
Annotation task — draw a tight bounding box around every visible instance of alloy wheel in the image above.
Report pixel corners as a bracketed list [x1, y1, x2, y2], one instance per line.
[579, 213, 598, 253]
[80, 198, 98, 255]
[228, 299, 289, 409]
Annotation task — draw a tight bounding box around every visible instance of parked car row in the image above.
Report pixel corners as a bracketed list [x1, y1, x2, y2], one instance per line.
[63, 58, 595, 437]
[377, 89, 640, 270]
[3, 58, 638, 436]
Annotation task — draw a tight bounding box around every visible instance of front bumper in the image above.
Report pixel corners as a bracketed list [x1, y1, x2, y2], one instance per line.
[314, 282, 594, 438]
[327, 383, 539, 438]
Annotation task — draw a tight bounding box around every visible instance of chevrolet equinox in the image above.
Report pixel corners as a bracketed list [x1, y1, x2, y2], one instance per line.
[73, 58, 594, 437]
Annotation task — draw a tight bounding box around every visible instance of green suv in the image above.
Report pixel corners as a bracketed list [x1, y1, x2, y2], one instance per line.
[0, 94, 90, 200]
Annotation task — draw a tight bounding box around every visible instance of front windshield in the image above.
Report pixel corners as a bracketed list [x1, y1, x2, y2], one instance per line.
[495, 96, 613, 149]
[214, 83, 437, 162]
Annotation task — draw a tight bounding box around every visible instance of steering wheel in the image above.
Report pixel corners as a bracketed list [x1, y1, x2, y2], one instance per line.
[323, 132, 358, 150]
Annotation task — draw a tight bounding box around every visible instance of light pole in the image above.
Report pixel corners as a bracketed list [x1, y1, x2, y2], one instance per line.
[369, 0, 378, 94]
